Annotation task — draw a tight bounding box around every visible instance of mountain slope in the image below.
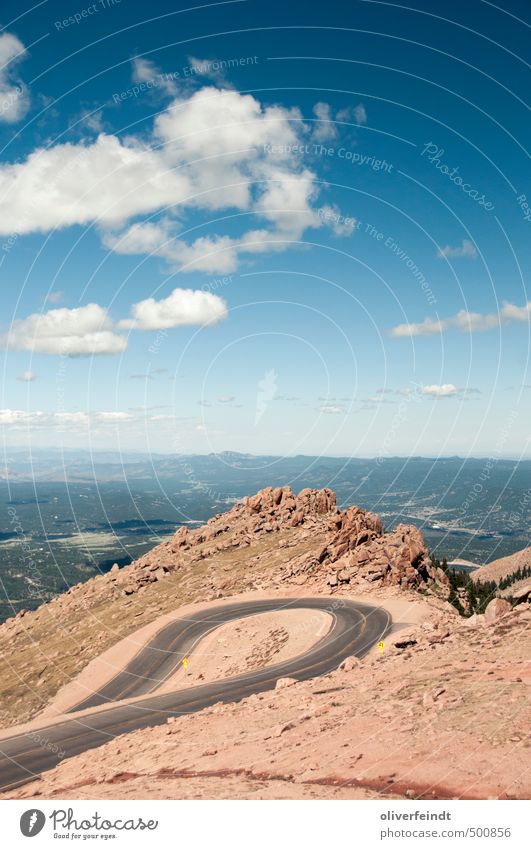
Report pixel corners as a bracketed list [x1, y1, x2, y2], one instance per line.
[0, 485, 439, 728]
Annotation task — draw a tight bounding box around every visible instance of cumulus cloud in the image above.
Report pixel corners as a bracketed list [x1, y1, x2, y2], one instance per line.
[5, 304, 127, 356]
[0, 84, 337, 274]
[390, 301, 531, 337]
[421, 384, 458, 398]
[5, 287, 227, 357]
[17, 370, 36, 382]
[0, 133, 189, 233]
[118, 287, 227, 330]
[437, 239, 477, 259]
[0, 33, 30, 123]
[105, 222, 242, 273]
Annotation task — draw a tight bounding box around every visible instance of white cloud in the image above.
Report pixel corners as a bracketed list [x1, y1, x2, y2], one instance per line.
[0, 410, 142, 432]
[97, 411, 132, 421]
[311, 102, 367, 144]
[437, 239, 477, 259]
[5, 304, 127, 356]
[217, 395, 235, 404]
[0, 133, 190, 233]
[319, 404, 345, 414]
[500, 302, 531, 322]
[421, 384, 458, 398]
[55, 412, 89, 424]
[78, 109, 105, 134]
[317, 204, 357, 236]
[105, 221, 242, 273]
[17, 370, 36, 382]
[131, 57, 178, 97]
[149, 413, 176, 421]
[44, 291, 64, 304]
[336, 104, 367, 126]
[107, 169, 320, 269]
[0, 33, 30, 123]
[118, 287, 227, 330]
[0, 409, 40, 425]
[391, 317, 445, 337]
[153, 87, 307, 219]
[390, 302, 531, 337]
[366, 394, 392, 403]
[5, 288, 227, 358]
[0, 84, 335, 274]
[187, 56, 231, 86]
[253, 167, 319, 236]
[312, 102, 337, 142]
[353, 104, 367, 125]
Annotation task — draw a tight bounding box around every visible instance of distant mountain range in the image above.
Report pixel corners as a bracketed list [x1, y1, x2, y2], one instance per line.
[2, 448, 530, 483]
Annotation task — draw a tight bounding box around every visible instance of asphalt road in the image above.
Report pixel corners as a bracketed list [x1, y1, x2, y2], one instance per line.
[0, 597, 391, 791]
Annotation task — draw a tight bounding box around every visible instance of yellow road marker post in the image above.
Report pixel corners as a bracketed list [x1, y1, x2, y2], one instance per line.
[378, 641, 384, 654]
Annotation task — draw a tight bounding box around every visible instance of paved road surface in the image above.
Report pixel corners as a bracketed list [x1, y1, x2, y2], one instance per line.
[0, 597, 391, 791]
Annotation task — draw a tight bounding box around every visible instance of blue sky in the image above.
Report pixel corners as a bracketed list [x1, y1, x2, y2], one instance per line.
[0, 0, 529, 457]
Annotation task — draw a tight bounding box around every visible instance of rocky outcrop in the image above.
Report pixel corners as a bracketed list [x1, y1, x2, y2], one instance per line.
[323, 522, 432, 589]
[122, 485, 439, 596]
[9, 485, 437, 612]
[170, 486, 336, 553]
[115, 486, 340, 596]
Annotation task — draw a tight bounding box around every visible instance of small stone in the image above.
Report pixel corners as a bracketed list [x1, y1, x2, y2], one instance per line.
[275, 677, 298, 690]
[339, 655, 361, 671]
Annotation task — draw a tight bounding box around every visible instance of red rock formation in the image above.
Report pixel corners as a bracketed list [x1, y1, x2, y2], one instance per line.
[123, 485, 438, 596]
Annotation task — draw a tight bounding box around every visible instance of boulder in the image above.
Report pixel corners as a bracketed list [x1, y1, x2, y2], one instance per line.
[272, 486, 283, 505]
[290, 509, 305, 527]
[485, 598, 512, 624]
